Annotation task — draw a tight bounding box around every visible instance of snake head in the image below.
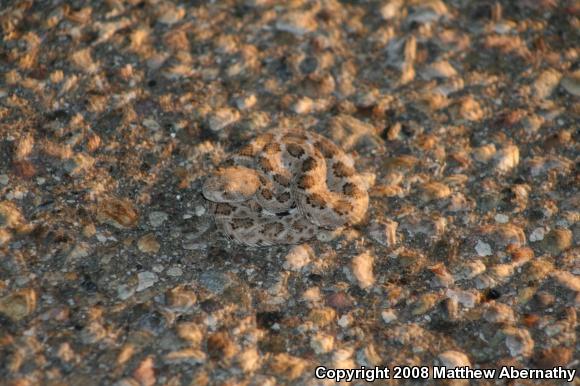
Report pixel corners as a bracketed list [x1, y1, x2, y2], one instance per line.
[202, 166, 260, 203]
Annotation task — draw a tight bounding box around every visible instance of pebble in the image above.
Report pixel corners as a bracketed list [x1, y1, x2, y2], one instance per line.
[351, 251, 375, 289]
[368, 220, 398, 247]
[275, 11, 317, 36]
[503, 327, 534, 357]
[0, 288, 36, 321]
[166, 266, 183, 277]
[550, 271, 580, 292]
[64, 153, 95, 175]
[483, 302, 515, 324]
[137, 233, 160, 253]
[327, 114, 383, 151]
[97, 197, 139, 229]
[238, 348, 260, 373]
[494, 145, 519, 173]
[533, 69, 562, 99]
[149, 211, 168, 228]
[208, 108, 240, 131]
[560, 70, 580, 96]
[166, 286, 197, 310]
[420, 181, 451, 202]
[199, 272, 231, 294]
[494, 214, 509, 223]
[310, 333, 334, 354]
[0, 201, 25, 231]
[235, 94, 257, 110]
[421, 60, 458, 80]
[164, 349, 206, 365]
[381, 309, 398, 324]
[117, 284, 136, 300]
[529, 227, 545, 242]
[136, 271, 159, 292]
[283, 244, 313, 271]
[472, 144, 496, 163]
[438, 350, 471, 368]
[380, 0, 403, 20]
[445, 289, 479, 308]
[475, 240, 492, 257]
[541, 228, 572, 255]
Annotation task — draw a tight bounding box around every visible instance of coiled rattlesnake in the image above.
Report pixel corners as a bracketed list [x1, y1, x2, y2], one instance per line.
[202, 130, 369, 246]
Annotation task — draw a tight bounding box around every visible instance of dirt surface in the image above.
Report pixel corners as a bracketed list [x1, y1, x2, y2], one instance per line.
[0, 0, 579, 385]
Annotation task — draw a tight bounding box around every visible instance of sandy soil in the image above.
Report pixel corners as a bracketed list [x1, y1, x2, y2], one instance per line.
[0, 0, 578, 385]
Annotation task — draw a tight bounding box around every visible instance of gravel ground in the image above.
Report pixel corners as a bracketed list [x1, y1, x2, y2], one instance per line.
[0, 0, 579, 385]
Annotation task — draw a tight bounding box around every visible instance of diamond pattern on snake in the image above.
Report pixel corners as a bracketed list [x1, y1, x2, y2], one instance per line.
[202, 130, 369, 246]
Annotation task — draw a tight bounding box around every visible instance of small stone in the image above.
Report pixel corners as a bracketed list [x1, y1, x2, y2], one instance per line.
[475, 240, 492, 257]
[0, 174, 9, 185]
[133, 356, 156, 386]
[422, 60, 458, 80]
[283, 244, 313, 271]
[275, 12, 317, 36]
[0, 201, 25, 229]
[327, 114, 383, 151]
[458, 96, 483, 121]
[483, 302, 515, 324]
[207, 331, 236, 360]
[494, 145, 519, 172]
[472, 144, 497, 162]
[550, 271, 580, 292]
[380, 0, 403, 20]
[136, 271, 158, 292]
[166, 286, 197, 311]
[529, 227, 545, 242]
[237, 348, 260, 373]
[445, 289, 479, 308]
[310, 333, 334, 354]
[176, 323, 203, 347]
[117, 284, 136, 300]
[368, 220, 398, 246]
[82, 223, 96, 238]
[64, 153, 95, 175]
[326, 292, 353, 311]
[199, 272, 231, 294]
[208, 108, 240, 131]
[560, 71, 580, 96]
[503, 327, 534, 357]
[493, 224, 526, 248]
[351, 251, 375, 289]
[381, 309, 397, 324]
[0, 289, 36, 321]
[156, 3, 185, 25]
[235, 94, 257, 110]
[68, 242, 90, 260]
[420, 181, 451, 202]
[166, 266, 183, 277]
[149, 211, 168, 227]
[308, 307, 336, 327]
[438, 350, 471, 368]
[142, 118, 161, 131]
[541, 228, 572, 255]
[97, 197, 139, 229]
[494, 214, 509, 223]
[337, 314, 352, 328]
[269, 353, 307, 380]
[533, 69, 562, 99]
[292, 97, 313, 114]
[137, 233, 160, 253]
[164, 349, 206, 365]
[412, 293, 439, 315]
